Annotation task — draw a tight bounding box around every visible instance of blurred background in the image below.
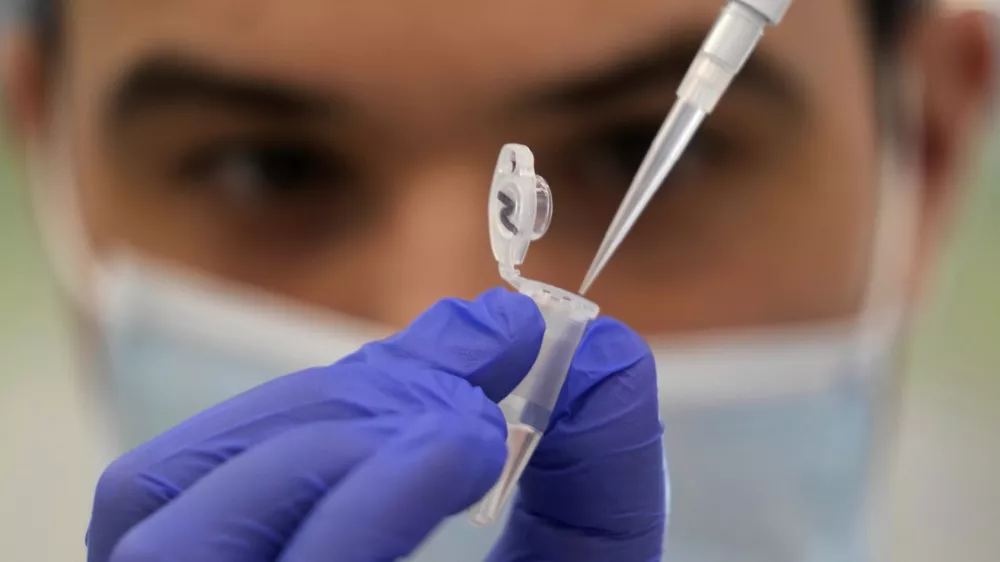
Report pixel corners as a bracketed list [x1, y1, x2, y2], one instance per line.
[0, 0, 997, 560]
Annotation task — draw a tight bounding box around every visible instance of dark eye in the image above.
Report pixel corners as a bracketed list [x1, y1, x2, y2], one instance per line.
[176, 138, 353, 206]
[587, 120, 661, 186]
[563, 119, 734, 196]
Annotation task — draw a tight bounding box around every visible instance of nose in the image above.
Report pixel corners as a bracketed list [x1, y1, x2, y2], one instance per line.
[364, 160, 501, 327]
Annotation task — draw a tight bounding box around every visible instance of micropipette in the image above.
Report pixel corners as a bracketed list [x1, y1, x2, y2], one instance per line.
[580, 0, 797, 295]
[469, 144, 599, 527]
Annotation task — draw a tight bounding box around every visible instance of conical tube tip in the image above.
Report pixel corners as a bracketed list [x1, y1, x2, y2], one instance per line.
[468, 423, 542, 527]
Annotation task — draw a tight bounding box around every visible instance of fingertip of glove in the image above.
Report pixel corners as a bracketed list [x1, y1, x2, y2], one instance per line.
[551, 317, 658, 421]
[577, 317, 655, 379]
[475, 287, 545, 344]
[402, 288, 543, 352]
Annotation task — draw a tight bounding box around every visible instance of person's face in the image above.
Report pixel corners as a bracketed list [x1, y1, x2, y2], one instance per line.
[9, 0, 995, 334]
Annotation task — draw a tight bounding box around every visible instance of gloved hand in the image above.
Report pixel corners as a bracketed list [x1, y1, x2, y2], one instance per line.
[86, 288, 666, 562]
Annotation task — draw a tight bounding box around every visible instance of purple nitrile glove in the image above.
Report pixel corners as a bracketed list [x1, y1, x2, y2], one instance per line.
[85, 288, 666, 562]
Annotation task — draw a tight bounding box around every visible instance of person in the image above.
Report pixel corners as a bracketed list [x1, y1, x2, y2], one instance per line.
[1, 0, 995, 560]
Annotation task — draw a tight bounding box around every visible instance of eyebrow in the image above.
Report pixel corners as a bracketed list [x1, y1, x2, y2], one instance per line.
[515, 30, 806, 118]
[106, 54, 345, 128]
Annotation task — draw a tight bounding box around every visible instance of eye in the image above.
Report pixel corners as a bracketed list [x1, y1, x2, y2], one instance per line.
[561, 118, 735, 196]
[175, 137, 354, 206]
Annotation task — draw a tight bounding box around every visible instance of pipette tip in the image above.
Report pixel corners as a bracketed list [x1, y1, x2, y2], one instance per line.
[579, 247, 613, 296]
[578, 271, 597, 296]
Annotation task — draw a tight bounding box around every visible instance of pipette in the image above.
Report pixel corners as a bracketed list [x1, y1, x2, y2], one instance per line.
[580, 0, 796, 295]
[469, 144, 600, 527]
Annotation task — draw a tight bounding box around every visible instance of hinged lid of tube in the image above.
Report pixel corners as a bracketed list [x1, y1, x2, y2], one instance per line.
[488, 144, 553, 285]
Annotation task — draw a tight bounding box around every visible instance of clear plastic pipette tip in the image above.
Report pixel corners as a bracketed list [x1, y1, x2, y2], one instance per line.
[469, 423, 543, 527]
[579, 100, 707, 295]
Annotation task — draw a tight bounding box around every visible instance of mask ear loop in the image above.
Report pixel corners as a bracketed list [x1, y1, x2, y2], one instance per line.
[23, 89, 136, 460]
[860, 58, 932, 560]
[858, 58, 926, 337]
[25, 88, 169, 333]
[25, 91, 104, 320]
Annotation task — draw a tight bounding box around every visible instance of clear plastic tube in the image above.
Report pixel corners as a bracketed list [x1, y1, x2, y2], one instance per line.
[470, 282, 598, 526]
[471, 145, 600, 526]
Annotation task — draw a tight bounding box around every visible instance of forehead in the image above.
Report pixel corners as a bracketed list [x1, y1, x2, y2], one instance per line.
[68, 0, 871, 108]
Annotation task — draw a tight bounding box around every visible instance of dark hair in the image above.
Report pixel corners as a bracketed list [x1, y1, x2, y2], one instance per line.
[29, 0, 923, 60]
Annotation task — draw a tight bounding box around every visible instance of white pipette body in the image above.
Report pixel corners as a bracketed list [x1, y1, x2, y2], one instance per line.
[580, 0, 796, 295]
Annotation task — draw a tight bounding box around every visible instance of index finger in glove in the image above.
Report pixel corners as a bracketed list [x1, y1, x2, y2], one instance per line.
[353, 287, 544, 401]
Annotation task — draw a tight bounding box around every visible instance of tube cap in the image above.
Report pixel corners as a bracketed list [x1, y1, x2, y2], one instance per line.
[488, 144, 553, 286]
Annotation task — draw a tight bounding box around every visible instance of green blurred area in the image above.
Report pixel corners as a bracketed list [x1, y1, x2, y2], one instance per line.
[0, 137, 69, 370]
[908, 132, 1000, 395]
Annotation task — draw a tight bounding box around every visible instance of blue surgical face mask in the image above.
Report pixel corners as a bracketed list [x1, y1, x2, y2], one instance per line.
[86, 255, 904, 562]
[92, 257, 384, 448]
[648, 320, 900, 562]
[640, 119, 918, 561]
